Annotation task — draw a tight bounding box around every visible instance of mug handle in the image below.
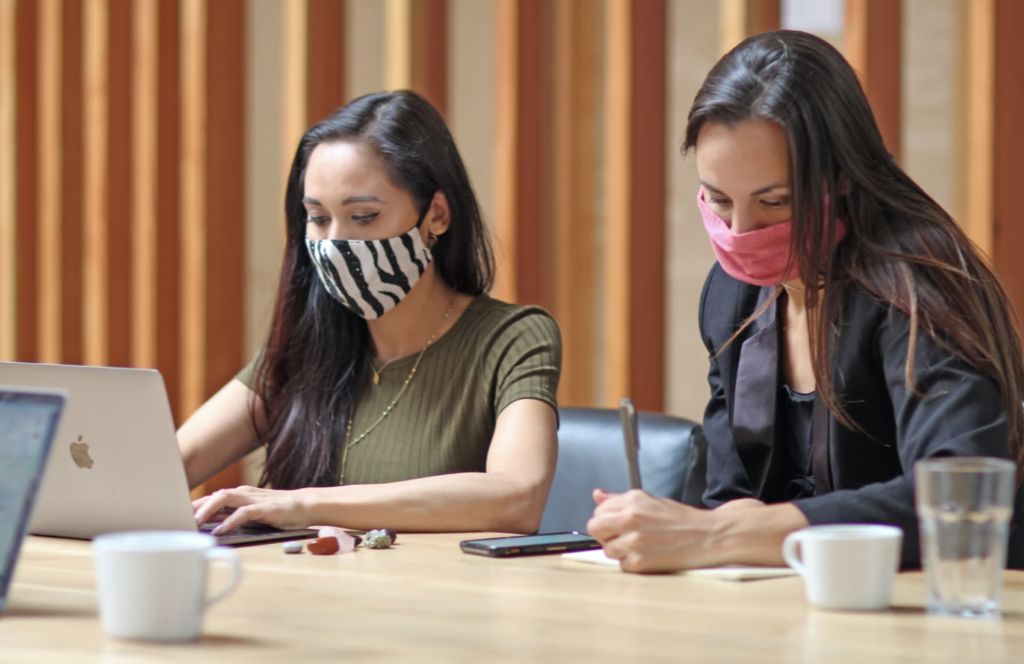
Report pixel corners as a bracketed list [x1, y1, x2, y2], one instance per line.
[204, 546, 243, 608]
[782, 531, 807, 577]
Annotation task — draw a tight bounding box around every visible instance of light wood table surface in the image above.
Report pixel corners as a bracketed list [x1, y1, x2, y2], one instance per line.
[3, 534, 1024, 663]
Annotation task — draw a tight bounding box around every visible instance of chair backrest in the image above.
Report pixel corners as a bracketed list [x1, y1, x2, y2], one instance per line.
[538, 407, 706, 535]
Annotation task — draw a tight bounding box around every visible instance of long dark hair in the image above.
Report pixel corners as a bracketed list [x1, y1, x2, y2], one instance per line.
[684, 30, 1024, 477]
[254, 91, 494, 489]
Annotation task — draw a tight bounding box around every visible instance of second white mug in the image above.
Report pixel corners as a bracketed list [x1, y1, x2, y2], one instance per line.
[783, 524, 903, 611]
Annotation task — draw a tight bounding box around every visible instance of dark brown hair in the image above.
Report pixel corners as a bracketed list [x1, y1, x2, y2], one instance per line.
[684, 30, 1024, 478]
[254, 91, 494, 489]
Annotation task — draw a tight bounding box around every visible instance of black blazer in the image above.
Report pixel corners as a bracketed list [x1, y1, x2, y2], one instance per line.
[698, 263, 1024, 568]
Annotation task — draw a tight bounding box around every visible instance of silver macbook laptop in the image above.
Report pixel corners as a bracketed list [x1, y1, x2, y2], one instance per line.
[0, 387, 66, 612]
[0, 362, 317, 546]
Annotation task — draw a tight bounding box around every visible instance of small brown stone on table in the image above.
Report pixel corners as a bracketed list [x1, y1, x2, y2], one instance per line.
[307, 537, 340, 555]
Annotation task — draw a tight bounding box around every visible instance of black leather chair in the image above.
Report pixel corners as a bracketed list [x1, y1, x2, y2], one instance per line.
[538, 407, 707, 535]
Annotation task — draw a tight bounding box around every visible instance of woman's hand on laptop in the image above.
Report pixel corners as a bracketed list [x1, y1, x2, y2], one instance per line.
[193, 486, 315, 535]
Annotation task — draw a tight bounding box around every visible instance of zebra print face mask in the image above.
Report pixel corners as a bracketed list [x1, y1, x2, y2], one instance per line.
[305, 219, 432, 320]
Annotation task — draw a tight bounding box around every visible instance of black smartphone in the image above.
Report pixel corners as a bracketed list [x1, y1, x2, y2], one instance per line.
[460, 533, 601, 557]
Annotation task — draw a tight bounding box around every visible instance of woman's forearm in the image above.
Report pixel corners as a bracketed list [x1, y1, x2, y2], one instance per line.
[177, 380, 263, 489]
[303, 471, 550, 534]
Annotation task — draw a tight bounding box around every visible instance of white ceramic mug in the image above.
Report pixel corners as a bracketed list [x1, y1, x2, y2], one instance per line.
[93, 531, 242, 641]
[782, 524, 902, 611]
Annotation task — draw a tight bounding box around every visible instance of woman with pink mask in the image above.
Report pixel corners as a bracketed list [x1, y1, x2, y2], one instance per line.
[587, 30, 1024, 572]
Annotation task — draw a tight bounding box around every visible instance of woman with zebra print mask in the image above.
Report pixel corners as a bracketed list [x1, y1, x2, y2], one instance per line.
[177, 91, 562, 536]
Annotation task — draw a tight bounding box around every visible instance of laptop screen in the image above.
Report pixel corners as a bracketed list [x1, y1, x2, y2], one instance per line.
[0, 390, 65, 610]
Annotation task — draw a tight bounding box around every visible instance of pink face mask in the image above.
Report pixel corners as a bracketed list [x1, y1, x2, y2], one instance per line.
[697, 187, 846, 287]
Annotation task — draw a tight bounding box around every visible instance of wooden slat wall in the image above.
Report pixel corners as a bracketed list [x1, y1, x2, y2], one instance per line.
[60, 0, 84, 366]
[604, 0, 667, 411]
[37, 0, 62, 364]
[963, 0, 996, 259]
[156, 0, 182, 419]
[14, 0, 38, 362]
[552, 0, 598, 407]
[0, 0, 15, 361]
[386, 0, 447, 115]
[720, 0, 780, 54]
[493, 0, 551, 308]
[195, 0, 247, 494]
[82, 0, 106, 368]
[179, 0, 207, 424]
[284, 0, 346, 154]
[411, 0, 447, 116]
[83, 0, 134, 369]
[132, 0, 158, 370]
[845, 0, 902, 161]
[990, 0, 1024, 315]
[307, 0, 346, 123]
[385, 0, 412, 91]
[283, 0, 308, 169]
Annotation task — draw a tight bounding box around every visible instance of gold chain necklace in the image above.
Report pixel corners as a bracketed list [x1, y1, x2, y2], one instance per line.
[369, 357, 398, 386]
[339, 297, 455, 484]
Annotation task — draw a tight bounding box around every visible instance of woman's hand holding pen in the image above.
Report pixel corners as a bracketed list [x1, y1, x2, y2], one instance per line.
[587, 490, 804, 572]
[587, 489, 722, 572]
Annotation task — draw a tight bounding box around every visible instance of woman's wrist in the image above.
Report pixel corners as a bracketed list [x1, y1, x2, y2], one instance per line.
[707, 502, 809, 566]
[299, 486, 336, 527]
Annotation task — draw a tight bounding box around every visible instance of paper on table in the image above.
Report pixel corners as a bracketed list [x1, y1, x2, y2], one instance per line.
[560, 549, 797, 581]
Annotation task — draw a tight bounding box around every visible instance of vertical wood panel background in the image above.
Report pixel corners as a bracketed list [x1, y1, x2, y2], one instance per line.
[721, 0, 780, 54]
[179, 0, 207, 423]
[493, 0, 550, 307]
[14, 0, 39, 363]
[4, 0, 1024, 496]
[198, 0, 247, 494]
[411, 0, 447, 115]
[605, 0, 667, 411]
[0, 0, 15, 361]
[37, 0, 62, 365]
[156, 0, 182, 420]
[990, 0, 1024, 317]
[60, 0, 84, 366]
[845, 0, 902, 161]
[282, 0, 307, 171]
[963, 0, 995, 258]
[552, 0, 598, 407]
[131, 0, 158, 371]
[307, 0, 346, 124]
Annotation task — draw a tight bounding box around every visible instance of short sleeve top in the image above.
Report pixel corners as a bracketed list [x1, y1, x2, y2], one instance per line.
[235, 295, 562, 485]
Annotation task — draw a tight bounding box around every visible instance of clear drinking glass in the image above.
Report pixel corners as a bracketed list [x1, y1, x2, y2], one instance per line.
[914, 457, 1016, 618]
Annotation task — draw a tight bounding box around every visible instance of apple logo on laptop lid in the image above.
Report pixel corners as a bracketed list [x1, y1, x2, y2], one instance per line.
[70, 435, 94, 469]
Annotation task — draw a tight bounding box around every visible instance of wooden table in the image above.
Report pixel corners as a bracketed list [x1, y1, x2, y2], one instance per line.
[3, 534, 1024, 663]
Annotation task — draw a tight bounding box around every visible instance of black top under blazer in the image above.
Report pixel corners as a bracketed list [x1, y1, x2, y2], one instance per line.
[698, 263, 1024, 569]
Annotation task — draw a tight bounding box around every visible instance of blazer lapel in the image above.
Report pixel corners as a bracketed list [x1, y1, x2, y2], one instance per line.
[731, 288, 780, 496]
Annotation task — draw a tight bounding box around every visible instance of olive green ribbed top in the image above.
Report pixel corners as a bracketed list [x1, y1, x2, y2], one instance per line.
[235, 295, 562, 485]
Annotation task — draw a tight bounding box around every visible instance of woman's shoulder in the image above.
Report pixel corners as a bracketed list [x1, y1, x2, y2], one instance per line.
[463, 295, 560, 338]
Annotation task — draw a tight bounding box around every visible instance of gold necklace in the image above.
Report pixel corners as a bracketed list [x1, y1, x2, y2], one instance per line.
[339, 297, 455, 484]
[369, 357, 398, 386]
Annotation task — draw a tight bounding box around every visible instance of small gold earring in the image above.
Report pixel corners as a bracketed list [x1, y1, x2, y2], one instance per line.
[428, 233, 439, 249]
